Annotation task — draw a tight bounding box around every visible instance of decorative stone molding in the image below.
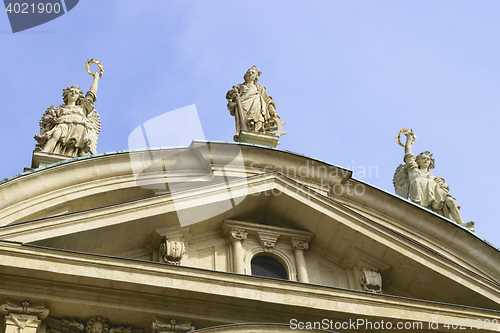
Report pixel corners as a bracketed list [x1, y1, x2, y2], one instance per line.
[86, 316, 111, 333]
[151, 227, 191, 263]
[257, 231, 279, 252]
[223, 220, 313, 279]
[291, 238, 309, 252]
[46, 316, 133, 333]
[360, 269, 382, 293]
[152, 319, 194, 333]
[46, 317, 84, 333]
[1, 300, 49, 320]
[229, 229, 248, 243]
[344, 248, 390, 293]
[160, 238, 186, 265]
[223, 220, 312, 245]
[245, 247, 298, 281]
[1, 300, 49, 333]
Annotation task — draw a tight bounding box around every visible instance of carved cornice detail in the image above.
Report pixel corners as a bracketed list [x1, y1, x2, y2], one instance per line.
[152, 319, 195, 333]
[0, 300, 49, 319]
[46, 316, 136, 333]
[1, 300, 49, 333]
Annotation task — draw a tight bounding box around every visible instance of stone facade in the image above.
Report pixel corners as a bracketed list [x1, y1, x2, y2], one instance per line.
[1, 142, 499, 332]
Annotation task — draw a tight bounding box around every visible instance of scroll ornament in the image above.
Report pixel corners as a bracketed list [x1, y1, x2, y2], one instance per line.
[360, 269, 382, 293]
[160, 238, 186, 265]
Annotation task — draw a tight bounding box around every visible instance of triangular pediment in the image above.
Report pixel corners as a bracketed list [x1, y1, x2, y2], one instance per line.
[1, 169, 498, 311]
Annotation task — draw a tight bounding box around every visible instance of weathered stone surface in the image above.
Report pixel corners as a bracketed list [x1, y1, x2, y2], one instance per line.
[226, 66, 286, 147]
[393, 129, 475, 232]
[34, 73, 101, 159]
[1, 143, 499, 333]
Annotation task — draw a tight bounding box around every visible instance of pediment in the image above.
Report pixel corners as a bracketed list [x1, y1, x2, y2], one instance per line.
[1, 169, 498, 312]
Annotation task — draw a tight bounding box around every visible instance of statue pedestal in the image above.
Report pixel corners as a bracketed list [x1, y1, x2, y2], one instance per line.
[31, 150, 73, 169]
[235, 130, 279, 148]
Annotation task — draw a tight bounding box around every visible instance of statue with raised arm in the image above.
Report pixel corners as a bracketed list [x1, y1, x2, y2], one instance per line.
[34, 62, 101, 158]
[226, 65, 286, 147]
[393, 129, 475, 232]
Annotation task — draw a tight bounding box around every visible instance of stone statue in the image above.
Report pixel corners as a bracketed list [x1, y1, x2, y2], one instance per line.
[34, 72, 101, 157]
[393, 129, 475, 232]
[226, 66, 286, 147]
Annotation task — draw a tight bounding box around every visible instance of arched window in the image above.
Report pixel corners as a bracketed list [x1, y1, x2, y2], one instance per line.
[251, 255, 288, 280]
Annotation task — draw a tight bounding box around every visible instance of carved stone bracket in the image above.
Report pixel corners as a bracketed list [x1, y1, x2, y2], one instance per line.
[1, 300, 49, 333]
[257, 231, 279, 252]
[360, 269, 382, 293]
[344, 248, 389, 293]
[152, 319, 195, 333]
[160, 238, 186, 265]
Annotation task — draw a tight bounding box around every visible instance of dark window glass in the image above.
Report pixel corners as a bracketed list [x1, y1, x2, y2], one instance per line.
[251, 256, 288, 280]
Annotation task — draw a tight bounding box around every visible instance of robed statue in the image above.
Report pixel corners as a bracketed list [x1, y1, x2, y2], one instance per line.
[393, 129, 475, 232]
[226, 66, 286, 146]
[34, 71, 101, 157]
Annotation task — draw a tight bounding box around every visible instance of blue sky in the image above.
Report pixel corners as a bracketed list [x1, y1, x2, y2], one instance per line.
[1, 0, 499, 248]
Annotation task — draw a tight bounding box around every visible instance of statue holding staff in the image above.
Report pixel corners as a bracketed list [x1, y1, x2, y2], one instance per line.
[34, 59, 102, 157]
[393, 129, 475, 231]
[226, 66, 286, 144]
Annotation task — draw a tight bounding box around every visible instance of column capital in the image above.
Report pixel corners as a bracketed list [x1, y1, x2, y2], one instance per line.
[229, 228, 248, 243]
[291, 238, 309, 251]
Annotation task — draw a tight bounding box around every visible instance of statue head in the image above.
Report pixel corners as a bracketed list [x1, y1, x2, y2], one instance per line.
[62, 85, 84, 105]
[244, 65, 262, 84]
[86, 316, 109, 333]
[416, 151, 435, 171]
